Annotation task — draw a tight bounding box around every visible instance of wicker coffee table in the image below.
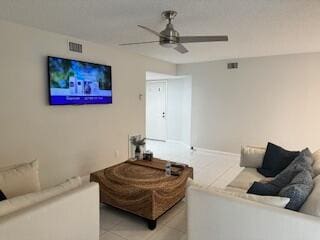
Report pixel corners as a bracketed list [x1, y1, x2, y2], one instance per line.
[90, 158, 193, 230]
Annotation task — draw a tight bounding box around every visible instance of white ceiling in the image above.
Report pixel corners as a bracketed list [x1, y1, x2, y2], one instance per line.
[0, 0, 320, 64]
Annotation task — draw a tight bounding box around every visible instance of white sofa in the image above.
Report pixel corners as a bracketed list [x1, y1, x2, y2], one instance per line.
[187, 146, 320, 240]
[0, 161, 100, 240]
[0, 182, 99, 240]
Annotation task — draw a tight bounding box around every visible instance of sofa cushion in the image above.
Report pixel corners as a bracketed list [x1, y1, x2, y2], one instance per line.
[312, 149, 320, 176]
[225, 189, 290, 208]
[300, 175, 320, 216]
[0, 162, 25, 172]
[257, 142, 300, 177]
[224, 186, 247, 193]
[0, 177, 82, 217]
[240, 145, 266, 168]
[189, 180, 290, 208]
[228, 168, 269, 190]
[0, 160, 41, 198]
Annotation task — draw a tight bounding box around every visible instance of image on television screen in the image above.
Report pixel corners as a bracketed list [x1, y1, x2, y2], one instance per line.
[48, 56, 112, 105]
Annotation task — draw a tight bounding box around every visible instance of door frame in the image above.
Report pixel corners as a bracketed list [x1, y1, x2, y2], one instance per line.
[145, 80, 168, 141]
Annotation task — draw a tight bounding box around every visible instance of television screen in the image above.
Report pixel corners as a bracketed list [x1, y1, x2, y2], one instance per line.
[48, 56, 112, 105]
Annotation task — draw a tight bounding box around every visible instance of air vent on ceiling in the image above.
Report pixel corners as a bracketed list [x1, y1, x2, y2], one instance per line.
[69, 42, 82, 53]
[227, 62, 238, 69]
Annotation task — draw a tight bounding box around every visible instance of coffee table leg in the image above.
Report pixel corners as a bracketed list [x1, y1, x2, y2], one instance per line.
[147, 219, 157, 230]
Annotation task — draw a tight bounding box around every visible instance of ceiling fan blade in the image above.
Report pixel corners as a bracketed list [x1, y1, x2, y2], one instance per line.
[179, 35, 228, 43]
[119, 40, 160, 46]
[137, 25, 166, 38]
[174, 43, 188, 54]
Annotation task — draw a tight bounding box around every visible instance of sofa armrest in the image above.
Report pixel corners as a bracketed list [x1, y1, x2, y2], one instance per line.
[240, 145, 265, 168]
[187, 185, 320, 240]
[0, 182, 99, 240]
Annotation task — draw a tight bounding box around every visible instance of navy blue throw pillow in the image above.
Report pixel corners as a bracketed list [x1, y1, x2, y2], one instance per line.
[247, 181, 280, 196]
[0, 190, 7, 201]
[257, 142, 300, 177]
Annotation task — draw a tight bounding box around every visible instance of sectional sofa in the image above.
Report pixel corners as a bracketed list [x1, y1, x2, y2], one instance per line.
[187, 146, 320, 240]
[0, 160, 99, 240]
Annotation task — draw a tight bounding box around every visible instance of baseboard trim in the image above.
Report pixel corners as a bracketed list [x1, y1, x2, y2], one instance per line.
[194, 147, 240, 158]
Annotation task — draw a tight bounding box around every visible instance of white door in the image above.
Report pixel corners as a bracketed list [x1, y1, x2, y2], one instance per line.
[146, 81, 167, 141]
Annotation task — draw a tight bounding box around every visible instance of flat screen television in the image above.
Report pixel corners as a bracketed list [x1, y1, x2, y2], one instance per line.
[48, 56, 112, 105]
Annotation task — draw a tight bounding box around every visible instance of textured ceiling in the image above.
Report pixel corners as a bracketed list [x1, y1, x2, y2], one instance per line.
[0, 0, 320, 63]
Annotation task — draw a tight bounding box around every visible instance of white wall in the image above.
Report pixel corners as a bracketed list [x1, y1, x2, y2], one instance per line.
[178, 52, 320, 153]
[0, 20, 176, 187]
[166, 77, 192, 145]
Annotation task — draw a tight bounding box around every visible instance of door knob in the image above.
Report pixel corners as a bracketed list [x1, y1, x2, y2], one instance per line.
[162, 112, 165, 118]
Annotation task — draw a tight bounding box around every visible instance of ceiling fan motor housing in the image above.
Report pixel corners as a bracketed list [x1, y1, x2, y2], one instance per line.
[160, 23, 179, 48]
[159, 10, 179, 48]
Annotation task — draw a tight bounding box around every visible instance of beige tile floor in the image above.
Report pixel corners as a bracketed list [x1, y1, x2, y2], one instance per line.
[99, 140, 242, 240]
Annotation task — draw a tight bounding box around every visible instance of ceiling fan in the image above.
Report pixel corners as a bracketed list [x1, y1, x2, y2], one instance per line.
[119, 10, 228, 54]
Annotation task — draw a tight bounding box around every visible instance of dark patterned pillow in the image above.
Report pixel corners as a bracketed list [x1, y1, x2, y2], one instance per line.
[0, 190, 7, 201]
[247, 181, 280, 196]
[257, 142, 300, 177]
[279, 170, 314, 211]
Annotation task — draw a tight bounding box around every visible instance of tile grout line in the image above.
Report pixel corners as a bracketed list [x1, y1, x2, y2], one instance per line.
[165, 225, 186, 234]
[108, 231, 131, 240]
[100, 218, 123, 232]
[100, 230, 124, 239]
[208, 165, 235, 187]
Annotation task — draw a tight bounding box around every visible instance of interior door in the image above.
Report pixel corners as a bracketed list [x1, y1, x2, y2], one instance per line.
[146, 81, 167, 141]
